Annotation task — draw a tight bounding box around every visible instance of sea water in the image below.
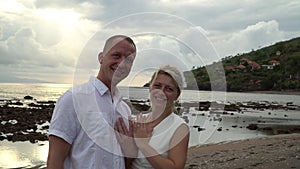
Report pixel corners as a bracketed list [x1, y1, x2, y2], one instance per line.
[0, 83, 300, 168]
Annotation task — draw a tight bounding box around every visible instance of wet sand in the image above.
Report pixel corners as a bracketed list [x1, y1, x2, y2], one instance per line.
[2, 134, 299, 169]
[185, 133, 300, 169]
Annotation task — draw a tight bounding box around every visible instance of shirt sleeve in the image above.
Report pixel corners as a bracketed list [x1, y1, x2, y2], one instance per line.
[48, 89, 78, 144]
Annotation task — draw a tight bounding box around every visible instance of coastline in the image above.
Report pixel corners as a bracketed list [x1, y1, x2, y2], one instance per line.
[185, 133, 300, 169]
[1, 95, 300, 169]
[244, 90, 300, 96]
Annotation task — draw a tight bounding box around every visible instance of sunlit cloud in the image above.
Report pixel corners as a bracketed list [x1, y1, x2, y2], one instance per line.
[0, 0, 26, 12]
[0, 0, 299, 84]
[35, 8, 81, 33]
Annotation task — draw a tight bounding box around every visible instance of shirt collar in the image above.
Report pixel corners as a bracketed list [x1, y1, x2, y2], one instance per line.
[90, 76, 108, 96]
[90, 76, 122, 102]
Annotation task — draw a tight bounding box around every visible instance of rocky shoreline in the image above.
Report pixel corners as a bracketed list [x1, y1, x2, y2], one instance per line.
[0, 96, 300, 169]
[1, 96, 300, 143]
[0, 97, 54, 143]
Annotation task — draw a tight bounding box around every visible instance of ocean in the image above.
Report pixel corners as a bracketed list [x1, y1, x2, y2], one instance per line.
[0, 83, 300, 168]
[1, 82, 300, 104]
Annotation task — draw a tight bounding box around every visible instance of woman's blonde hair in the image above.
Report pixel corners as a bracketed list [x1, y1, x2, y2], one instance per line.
[149, 65, 186, 95]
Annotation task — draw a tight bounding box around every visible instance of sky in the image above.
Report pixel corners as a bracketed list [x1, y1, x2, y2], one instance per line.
[0, 0, 299, 86]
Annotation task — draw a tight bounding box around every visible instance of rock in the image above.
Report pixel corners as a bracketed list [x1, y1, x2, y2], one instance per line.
[247, 124, 258, 130]
[24, 95, 34, 100]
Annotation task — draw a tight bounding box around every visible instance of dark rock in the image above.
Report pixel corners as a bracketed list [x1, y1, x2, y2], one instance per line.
[0, 135, 6, 141]
[131, 103, 150, 112]
[24, 95, 34, 100]
[13, 101, 23, 106]
[198, 127, 205, 132]
[0, 104, 53, 143]
[247, 124, 258, 130]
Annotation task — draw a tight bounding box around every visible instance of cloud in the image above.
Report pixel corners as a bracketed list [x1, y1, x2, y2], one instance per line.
[0, 27, 57, 66]
[213, 20, 286, 57]
[0, 0, 299, 84]
[0, 1, 100, 83]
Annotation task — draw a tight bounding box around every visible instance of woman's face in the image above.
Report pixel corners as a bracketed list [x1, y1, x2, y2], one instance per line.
[149, 73, 179, 110]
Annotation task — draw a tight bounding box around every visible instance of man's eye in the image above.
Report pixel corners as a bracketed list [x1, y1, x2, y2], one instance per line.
[113, 53, 121, 58]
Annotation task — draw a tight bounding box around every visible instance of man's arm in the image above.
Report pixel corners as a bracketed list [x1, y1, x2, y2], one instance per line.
[47, 135, 71, 169]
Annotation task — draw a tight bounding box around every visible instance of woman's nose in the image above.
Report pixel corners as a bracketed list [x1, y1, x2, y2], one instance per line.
[160, 87, 168, 94]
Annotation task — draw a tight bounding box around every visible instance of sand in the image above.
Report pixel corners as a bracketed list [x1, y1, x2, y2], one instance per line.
[185, 133, 300, 169]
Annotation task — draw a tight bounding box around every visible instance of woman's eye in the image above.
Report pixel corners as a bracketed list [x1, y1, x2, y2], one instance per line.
[166, 87, 174, 92]
[153, 84, 161, 88]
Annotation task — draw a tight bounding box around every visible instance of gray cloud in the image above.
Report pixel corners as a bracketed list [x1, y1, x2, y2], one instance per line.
[213, 20, 286, 56]
[0, 0, 299, 83]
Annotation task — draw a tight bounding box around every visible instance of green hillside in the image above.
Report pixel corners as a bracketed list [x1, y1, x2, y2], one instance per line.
[188, 37, 300, 92]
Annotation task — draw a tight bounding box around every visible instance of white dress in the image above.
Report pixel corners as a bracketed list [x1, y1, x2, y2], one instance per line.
[132, 113, 188, 169]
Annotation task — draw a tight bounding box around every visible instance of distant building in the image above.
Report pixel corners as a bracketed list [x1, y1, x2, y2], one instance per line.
[269, 60, 280, 66]
[262, 60, 280, 70]
[235, 64, 247, 72]
[236, 65, 246, 69]
[248, 61, 261, 70]
[225, 65, 235, 71]
[276, 50, 281, 56]
[261, 64, 274, 70]
[240, 57, 249, 65]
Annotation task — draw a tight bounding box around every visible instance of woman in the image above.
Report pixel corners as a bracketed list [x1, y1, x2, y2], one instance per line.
[115, 65, 190, 169]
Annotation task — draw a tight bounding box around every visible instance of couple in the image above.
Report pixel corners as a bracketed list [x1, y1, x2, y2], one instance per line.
[47, 35, 190, 169]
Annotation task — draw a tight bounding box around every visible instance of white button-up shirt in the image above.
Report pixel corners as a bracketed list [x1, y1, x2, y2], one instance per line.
[49, 77, 131, 169]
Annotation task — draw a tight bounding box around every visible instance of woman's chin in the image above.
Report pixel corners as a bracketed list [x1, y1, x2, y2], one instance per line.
[151, 100, 166, 107]
[151, 101, 164, 107]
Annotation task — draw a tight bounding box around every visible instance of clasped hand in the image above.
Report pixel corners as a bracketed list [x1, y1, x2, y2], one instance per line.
[114, 113, 153, 157]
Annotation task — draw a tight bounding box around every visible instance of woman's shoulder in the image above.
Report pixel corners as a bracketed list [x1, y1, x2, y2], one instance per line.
[171, 113, 186, 123]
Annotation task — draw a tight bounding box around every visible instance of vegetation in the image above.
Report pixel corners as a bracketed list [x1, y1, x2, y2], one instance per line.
[187, 37, 300, 92]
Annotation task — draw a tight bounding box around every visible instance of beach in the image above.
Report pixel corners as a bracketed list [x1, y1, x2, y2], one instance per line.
[185, 133, 300, 169]
[0, 89, 300, 168]
[1, 133, 300, 169]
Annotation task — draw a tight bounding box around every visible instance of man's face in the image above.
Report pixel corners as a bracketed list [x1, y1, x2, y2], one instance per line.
[99, 38, 136, 87]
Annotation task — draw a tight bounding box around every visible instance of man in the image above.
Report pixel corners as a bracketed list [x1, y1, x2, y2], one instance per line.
[47, 35, 136, 169]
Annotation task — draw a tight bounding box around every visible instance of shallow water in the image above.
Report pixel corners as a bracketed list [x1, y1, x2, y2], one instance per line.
[0, 141, 47, 168]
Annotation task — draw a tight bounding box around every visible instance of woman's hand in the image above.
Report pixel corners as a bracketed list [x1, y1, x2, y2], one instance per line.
[114, 116, 138, 157]
[133, 113, 153, 148]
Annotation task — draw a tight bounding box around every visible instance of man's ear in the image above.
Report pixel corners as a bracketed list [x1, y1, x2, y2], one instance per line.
[98, 52, 103, 64]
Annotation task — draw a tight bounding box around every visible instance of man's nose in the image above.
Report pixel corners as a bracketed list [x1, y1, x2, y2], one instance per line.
[115, 56, 126, 65]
